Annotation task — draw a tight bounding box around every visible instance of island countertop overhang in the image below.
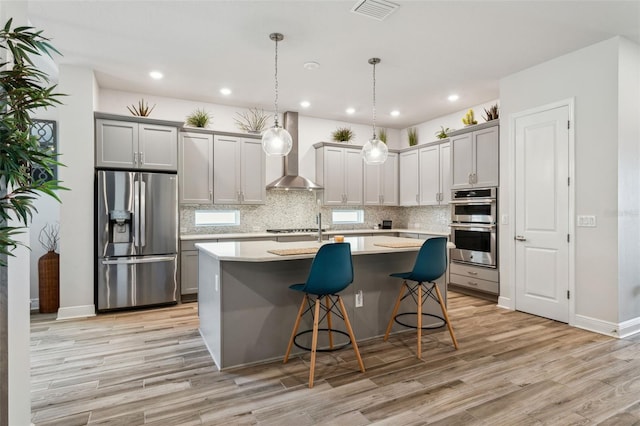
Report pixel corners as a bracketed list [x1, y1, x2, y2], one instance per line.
[196, 235, 454, 262]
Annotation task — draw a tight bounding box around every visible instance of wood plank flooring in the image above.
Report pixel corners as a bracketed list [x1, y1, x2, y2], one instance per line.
[30, 292, 640, 425]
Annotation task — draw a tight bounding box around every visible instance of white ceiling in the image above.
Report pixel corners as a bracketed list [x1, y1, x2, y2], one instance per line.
[26, 0, 640, 129]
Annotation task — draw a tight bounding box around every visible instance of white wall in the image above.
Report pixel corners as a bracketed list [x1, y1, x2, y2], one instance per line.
[57, 65, 98, 319]
[617, 38, 640, 323]
[499, 37, 634, 329]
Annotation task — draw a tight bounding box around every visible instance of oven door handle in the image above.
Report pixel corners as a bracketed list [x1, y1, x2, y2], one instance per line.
[449, 199, 496, 205]
[450, 223, 496, 229]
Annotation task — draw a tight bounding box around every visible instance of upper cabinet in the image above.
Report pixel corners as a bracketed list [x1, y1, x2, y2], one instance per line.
[364, 152, 398, 206]
[315, 144, 363, 206]
[399, 141, 450, 206]
[450, 122, 499, 189]
[419, 142, 450, 205]
[213, 135, 265, 205]
[179, 131, 213, 204]
[96, 118, 178, 171]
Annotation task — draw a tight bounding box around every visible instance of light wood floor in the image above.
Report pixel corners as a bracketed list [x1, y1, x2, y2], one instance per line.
[30, 292, 640, 425]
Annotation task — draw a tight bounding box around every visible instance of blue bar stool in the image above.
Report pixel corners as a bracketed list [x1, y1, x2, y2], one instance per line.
[283, 242, 365, 388]
[384, 237, 459, 359]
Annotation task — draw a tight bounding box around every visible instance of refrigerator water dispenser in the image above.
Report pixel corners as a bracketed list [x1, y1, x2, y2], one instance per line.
[109, 209, 132, 243]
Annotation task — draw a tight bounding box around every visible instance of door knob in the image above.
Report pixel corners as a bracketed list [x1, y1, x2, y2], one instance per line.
[514, 235, 526, 241]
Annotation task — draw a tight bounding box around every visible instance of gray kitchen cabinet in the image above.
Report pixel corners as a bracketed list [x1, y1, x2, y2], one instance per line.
[96, 118, 178, 171]
[179, 131, 213, 204]
[449, 262, 499, 295]
[399, 150, 419, 206]
[180, 239, 217, 295]
[450, 123, 499, 189]
[364, 152, 398, 206]
[419, 142, 450, 205]
[213, 135, 265, 204]
[315, 145, 363, 206]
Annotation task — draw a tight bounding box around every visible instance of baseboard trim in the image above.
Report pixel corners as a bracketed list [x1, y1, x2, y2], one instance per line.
[617, 316, 640, 338]
[56, 304, 96, 320]
[497, 296, 513, 310]
[573, 314, 618, 338]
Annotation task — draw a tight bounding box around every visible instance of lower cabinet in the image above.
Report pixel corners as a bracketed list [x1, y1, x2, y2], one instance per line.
[180, 240, 216, 296]
[448, 262, 499, 295]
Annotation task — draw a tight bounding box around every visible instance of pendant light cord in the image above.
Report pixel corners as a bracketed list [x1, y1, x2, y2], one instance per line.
[371, 59, 378, 139]
[274, 36, 280, 128]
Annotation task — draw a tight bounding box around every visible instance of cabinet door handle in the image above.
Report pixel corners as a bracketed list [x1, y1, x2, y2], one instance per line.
[209, 191, 212, 200]
[380, 194, 384, 204]
[515, 235, 527, 241]
[133, 152, 138, 166]
[467, 281, 479, 287]
[473, 173, 477, 184]
[241, 192, 245, 202]
[416, 194, 419, 204]
[467, 271, 478, 276]
[139, 152, 144, 165]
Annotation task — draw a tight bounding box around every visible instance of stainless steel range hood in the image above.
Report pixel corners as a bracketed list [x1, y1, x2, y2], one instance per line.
[266, 111, 322, 190]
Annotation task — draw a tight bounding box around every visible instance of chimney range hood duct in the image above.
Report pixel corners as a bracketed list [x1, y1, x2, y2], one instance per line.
[266, 111, 323, 190]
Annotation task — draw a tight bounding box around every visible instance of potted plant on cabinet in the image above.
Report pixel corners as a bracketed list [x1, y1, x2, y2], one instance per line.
[37, 223, 59, 313]
[234, 107, 270, 134]
[331, 127, 355, 143]
[185, 108, 212, 128]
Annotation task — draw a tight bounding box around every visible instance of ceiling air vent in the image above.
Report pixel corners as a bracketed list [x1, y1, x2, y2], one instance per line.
[351, 0, 399, 21]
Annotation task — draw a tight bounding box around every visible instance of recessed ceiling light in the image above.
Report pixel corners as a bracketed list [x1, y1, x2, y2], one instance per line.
[303, 61, 320, 70]
[390, 110, 400, 117]
[220, 88, 232, 96]
[300, 100, 311, 108]
[346, 107, 356, 114]
[448, 94, 459, 102]
[149, 71, 163, 80]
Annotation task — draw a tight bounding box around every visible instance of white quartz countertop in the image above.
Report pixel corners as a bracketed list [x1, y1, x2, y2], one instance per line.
[182, 228, 449, 241]
[196, 235, 454, 262]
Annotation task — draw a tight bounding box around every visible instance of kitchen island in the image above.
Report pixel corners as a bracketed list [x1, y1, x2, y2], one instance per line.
[197, 235, 449, 370]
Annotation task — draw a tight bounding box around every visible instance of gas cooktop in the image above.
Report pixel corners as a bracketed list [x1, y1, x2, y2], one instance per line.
[266, 228, 326, 234]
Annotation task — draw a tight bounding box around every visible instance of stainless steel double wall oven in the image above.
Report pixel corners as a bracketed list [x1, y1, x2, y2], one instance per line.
[449, 187, 497, 268]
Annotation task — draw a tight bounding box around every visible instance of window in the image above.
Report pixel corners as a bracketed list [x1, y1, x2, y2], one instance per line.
[195, 210, 240, 226]
[332, 209, 364, 225]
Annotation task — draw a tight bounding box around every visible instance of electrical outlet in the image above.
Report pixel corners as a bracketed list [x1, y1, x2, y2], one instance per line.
[577, 215, 597, 227]
[355, 290, 363, 308]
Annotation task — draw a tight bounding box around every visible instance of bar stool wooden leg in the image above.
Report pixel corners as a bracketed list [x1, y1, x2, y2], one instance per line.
[433, 283, 459, 349]
[325, 296, 334, 349]
[417, 282, 423, 359]
[384, 281, 407, 341]
[308, 297, 321, 388]
[284, 294, 308, 363]
[337, 296, 365, 373]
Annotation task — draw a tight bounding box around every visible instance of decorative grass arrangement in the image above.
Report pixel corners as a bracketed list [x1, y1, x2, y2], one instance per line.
[378, 128, 387, 144]
[186, 108, 212, 128]
[234, 108, 270, 133]
[331, 127, 355, 143]
[435, 126, 453, 139]
[483, 103, 499, 121]
[408, 127, 418, 146]
[127, 98, 155, 117]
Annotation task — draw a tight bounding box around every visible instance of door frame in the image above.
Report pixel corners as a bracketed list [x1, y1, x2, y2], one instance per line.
[507, 98, 576, 324]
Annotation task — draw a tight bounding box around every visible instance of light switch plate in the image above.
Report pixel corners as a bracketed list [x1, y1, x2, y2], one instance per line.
[355, 290, 363, 308]
[577, 215, 597, 227]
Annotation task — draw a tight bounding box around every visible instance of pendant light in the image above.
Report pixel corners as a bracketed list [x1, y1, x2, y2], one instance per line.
[261, 33, 293, 156]
[361, 57, 388, 165]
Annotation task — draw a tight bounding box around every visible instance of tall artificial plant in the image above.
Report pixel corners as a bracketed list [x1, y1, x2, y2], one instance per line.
[0, 18, 66, 264]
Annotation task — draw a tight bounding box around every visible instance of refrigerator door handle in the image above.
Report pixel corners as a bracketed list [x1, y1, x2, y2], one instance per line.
[101, 255, 176, 265]
[140, 179, 146, 247]
[133, 180, 140, 246]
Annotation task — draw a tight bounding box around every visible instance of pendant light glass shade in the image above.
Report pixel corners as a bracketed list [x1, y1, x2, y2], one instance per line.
[362, 57, 388, 165]
[262, 32, 292, 157]
[262, 125, 292, 156]
[362, 137, 388, 165]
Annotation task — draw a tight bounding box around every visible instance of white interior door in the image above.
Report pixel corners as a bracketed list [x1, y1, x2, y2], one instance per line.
[514, 105, 570, 323]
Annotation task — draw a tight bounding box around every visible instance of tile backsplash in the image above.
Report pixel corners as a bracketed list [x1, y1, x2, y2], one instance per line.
[180, 191, 450, 234]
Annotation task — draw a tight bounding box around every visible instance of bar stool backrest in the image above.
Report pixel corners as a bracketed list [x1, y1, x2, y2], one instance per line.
[303, 243, 354, 296]
[409, 237, 448, 282]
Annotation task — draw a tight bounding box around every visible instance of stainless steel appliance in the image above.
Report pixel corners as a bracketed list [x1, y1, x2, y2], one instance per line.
[450, 187, 497, 268]
[96, 170, 178, 311]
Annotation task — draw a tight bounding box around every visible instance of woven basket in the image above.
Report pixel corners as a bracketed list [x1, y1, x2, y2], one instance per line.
[38, 251, 59, 313]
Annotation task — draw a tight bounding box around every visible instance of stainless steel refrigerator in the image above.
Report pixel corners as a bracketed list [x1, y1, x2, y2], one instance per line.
[96, 170, 178, 311]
